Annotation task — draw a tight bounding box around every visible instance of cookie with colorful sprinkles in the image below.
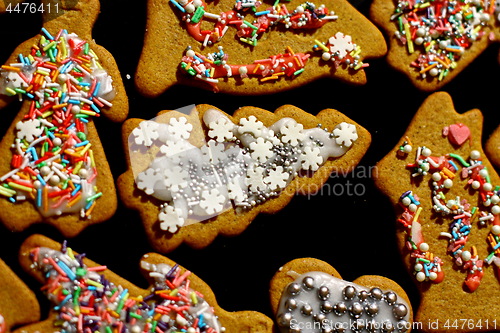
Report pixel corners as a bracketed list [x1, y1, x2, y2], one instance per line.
[16, 234, 273, 333]
[0, 258, 41, 333]
[117, 104, 370, 252]
[486, 125, 500, 169]
[0, 0, 129, 236]
[370, 0, 500, 91]
[375, 92, 500, 332]
[135, 0, 387, 95]
[269, 258, 414, 333]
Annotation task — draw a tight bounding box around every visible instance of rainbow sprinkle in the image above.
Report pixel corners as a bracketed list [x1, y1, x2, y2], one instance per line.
[30, 245, 224, 333]
[0, 29, 115, 218]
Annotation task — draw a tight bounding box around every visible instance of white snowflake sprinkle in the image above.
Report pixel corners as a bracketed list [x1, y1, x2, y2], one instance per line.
[238, 115, 264, 137]
[199, 188, 226, 214]
[264, 166, 290, 190]
[163, 165, 189, 192]
[136, 168, 163, 195]
[333, 122, 358, 147]
[208, 118, 235, 143]
[328, 32, 355, 59]
[16, 119, 44, 142]
[301, 146, 323, 171]
[159, 204, 185, 233]
[280, 122, 305, 146]
[201, 140, 227, 164]
[168, 117, 193, 140]
[245, 166, 269, 192]
[131, 120, 160, 147]
[249, 137, 273, 163]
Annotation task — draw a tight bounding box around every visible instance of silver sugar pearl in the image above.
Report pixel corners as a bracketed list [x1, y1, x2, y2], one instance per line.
[322, 326, 334, 333]
[352, 319, 366, 331]
[302, 276, 315, 290]
[343, 285, 356, 300]
[366, 319, 377, 333]
[278, 312, 293, 326]
[285, 298, 298, 311]
[366, 302, 379, 316]
[289, 326, 301, 333]
[301, 304, 313, 316]
[397, 320, 410, 333]
[321, 301, 333, 313]
[314, 313, 327, 323]
[358, 290, 369, 301]
[381, 321, 395, 333]
[318, 286, 330, 300]
[393, 303, 408, 319]
[349, 302, 364, 318]
[385, 292, 398, 305]
[334, 302, 347, 315]
[288, 283, 301, 296]
[370, 287, 383, 300]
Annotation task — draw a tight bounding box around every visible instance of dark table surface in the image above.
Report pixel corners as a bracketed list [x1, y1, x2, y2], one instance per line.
[0, 0, 499, 330]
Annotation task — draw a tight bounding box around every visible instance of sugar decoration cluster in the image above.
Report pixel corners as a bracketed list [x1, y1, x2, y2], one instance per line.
[391, 0, 498, 81]
[0, 29, 115, 218]
[30, 246, 224, 333]
[276, 272, 411, 333]
[397, 125, 500, 291]
[173, 0, 369, 91]
[130, 108, 358, 233]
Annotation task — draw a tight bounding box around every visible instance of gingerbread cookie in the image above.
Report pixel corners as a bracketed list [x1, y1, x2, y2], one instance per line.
[269, 258, 413, 333]
[17, 234, 273, 333]
[486, 125, 500, 168]
[135, 0, 387, 95]
[0, 258, 40, 333]
[375, 92, 500, 331]
[117, 104, 370, 252]
[0, 0, 129, 237]
[370, 0, 500, 91]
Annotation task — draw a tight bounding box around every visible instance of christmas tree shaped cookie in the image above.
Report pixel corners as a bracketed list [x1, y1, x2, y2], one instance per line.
[0, 0, 129, 237]
[118, 104, 370, 252]
[375, 92, 500, 331]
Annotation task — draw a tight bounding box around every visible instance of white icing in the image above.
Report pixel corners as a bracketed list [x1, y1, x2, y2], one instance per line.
[129, 107, 357, 233]
[277, 272, 411, 333]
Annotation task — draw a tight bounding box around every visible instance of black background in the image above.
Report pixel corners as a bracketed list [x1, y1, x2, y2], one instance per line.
[0, 0, 499, 331]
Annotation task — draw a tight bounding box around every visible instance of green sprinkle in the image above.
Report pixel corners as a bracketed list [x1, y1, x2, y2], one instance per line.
[448, 153, 470, 167]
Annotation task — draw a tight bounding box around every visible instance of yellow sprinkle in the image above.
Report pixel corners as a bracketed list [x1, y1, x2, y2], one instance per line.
[413, 207, 423, 222]
[7, 182, 34, 193]
[0, 186, 16, 197]
[314, 39, 329, 52]
[404, 23, 414, 54]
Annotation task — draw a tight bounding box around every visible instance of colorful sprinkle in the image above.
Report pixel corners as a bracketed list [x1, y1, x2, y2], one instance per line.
[0, 29, 115, 218]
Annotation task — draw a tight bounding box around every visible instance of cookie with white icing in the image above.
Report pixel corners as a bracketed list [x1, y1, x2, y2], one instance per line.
[16, 234, 273, 333]
[370, 0, 500, 91]
[270, 258, 413, 333]
[0, 0, 128, 237]
[375, 92, 500, 331]
[135, 0, 387, 95]
[0, 258, 40, 333]
[117, 104, 371, 252]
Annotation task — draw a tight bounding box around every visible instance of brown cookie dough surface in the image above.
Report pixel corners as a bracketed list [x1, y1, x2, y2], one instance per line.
[486, 125, 500, 168]
[0, 258, 40, 333]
